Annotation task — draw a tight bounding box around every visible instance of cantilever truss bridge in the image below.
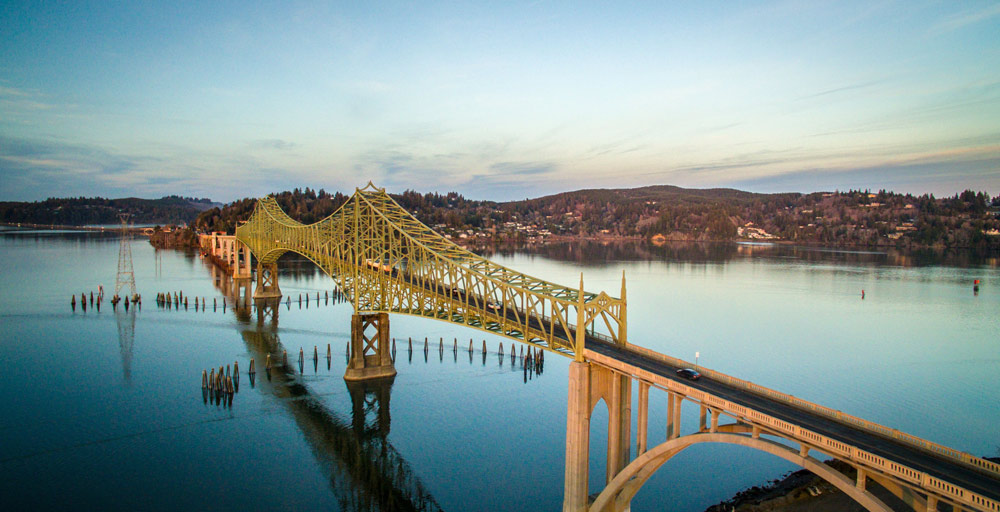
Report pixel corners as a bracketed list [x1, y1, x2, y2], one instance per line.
[236, 182, 625, 361]
[228, 183, 1000, 512]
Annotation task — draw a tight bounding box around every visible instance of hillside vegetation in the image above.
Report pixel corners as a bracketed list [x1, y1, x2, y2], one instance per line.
[193, 185, 1000, 250]
[0, 196, 216, 226]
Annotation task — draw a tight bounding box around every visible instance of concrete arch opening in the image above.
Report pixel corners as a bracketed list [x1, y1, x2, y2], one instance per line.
[591, 432, 893, 512]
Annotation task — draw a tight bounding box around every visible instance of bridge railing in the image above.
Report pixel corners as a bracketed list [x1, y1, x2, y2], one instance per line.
[616, 343, 1000, 480]
[586, 348, 1000, 512]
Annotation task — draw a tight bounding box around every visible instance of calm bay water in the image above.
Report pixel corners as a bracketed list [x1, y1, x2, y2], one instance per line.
[1, 229, 997, 511]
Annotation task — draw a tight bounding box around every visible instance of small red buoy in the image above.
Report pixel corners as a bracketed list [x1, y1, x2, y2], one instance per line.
[861, 289, 865, 299]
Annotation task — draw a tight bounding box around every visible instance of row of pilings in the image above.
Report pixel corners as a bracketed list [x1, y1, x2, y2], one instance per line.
[71, 288, 140, 312]
[200, 337, 546, 407]
[155, 288, 348, 313]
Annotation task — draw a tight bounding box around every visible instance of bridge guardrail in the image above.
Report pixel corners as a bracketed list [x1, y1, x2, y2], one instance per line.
[614, 343, 1000, 481]
[587, 348, 1000, 512]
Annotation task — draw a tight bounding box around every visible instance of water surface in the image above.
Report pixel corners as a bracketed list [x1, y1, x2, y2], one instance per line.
[1, 230, 996, 511]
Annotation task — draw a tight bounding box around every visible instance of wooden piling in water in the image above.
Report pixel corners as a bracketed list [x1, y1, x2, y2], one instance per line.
[283, 350, 288, 367]
[482, 340, 486, 354]
[249, 358, 255, 374]
[265, 354, 272, 370]
[408, 337, 413, 352]
[299, 347, 304, 362]
[202, 370, 208, 389]
[469, 340, 473, 353]
[209, 368, 215, 390]
[313, 345, 318, 361]
[327, 343, 331, 359]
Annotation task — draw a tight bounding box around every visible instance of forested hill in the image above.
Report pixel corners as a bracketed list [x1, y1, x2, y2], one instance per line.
[0, 196, 218, 225]
[194, 185, 1000, 250]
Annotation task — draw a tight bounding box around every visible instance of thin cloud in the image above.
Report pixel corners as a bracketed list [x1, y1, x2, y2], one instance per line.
[250, 139, 298, 151]
[796, 80, 883, 101]
[933, 3, 1000, 33]
[488, 161, 555, 176]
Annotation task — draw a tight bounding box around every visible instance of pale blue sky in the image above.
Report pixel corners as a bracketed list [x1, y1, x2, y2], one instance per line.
[2, 1, 998, 201]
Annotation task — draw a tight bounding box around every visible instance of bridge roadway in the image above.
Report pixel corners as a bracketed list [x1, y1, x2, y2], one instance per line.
[388, 270, 999, 502]
[584, 337, 1000, 503]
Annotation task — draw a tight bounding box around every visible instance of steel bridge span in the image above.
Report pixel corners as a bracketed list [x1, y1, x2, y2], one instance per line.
[197, 183, 1000, 512]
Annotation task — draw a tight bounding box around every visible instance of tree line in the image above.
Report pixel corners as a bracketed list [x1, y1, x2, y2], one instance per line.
[191, 185, 1000, 250]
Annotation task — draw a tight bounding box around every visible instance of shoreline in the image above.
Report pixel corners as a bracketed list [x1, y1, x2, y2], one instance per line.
[3, 222, 997, 253]
[0, 222, 151, 233]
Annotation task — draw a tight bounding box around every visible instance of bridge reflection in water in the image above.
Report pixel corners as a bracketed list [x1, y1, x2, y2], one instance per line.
[212, 268, 443, 512]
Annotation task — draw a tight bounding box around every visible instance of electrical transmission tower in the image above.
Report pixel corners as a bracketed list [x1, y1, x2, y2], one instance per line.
[114, 213, 137, 301]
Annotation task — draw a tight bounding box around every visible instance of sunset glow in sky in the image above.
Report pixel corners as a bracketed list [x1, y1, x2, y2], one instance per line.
[2, 1, 999, 202]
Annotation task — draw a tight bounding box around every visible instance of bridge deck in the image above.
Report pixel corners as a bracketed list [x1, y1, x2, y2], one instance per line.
[585, 338, 1000, 503]
[421, 276, 1000, 503]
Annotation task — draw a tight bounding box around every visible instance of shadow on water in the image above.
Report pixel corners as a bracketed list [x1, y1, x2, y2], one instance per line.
[115, 307, 136, 385]
[212, 270, 444, 512]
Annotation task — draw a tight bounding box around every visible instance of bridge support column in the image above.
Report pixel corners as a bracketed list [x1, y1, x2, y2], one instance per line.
[667, 392, 683, 440]
[563, 362, 633, 512]
[564, 361, 591, 512]
[233, 243, 252, 280]
[637, 382, 649, 455]
[344, 313, 396, 381]
[606, 372, 631, 485]
[254, 263, 281, 299]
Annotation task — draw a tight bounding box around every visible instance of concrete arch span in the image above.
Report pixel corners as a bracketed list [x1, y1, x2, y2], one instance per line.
[590, 432, 893, 512]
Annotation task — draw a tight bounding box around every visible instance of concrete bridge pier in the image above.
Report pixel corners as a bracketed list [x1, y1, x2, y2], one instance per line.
[344, 312, 397, 381]
[233, 243, 253, 280]
[564, 361, 632, 512]
[254, 262, 281, 299]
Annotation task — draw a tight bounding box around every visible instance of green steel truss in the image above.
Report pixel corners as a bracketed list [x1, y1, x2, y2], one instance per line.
[236, 182, 626, 359]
